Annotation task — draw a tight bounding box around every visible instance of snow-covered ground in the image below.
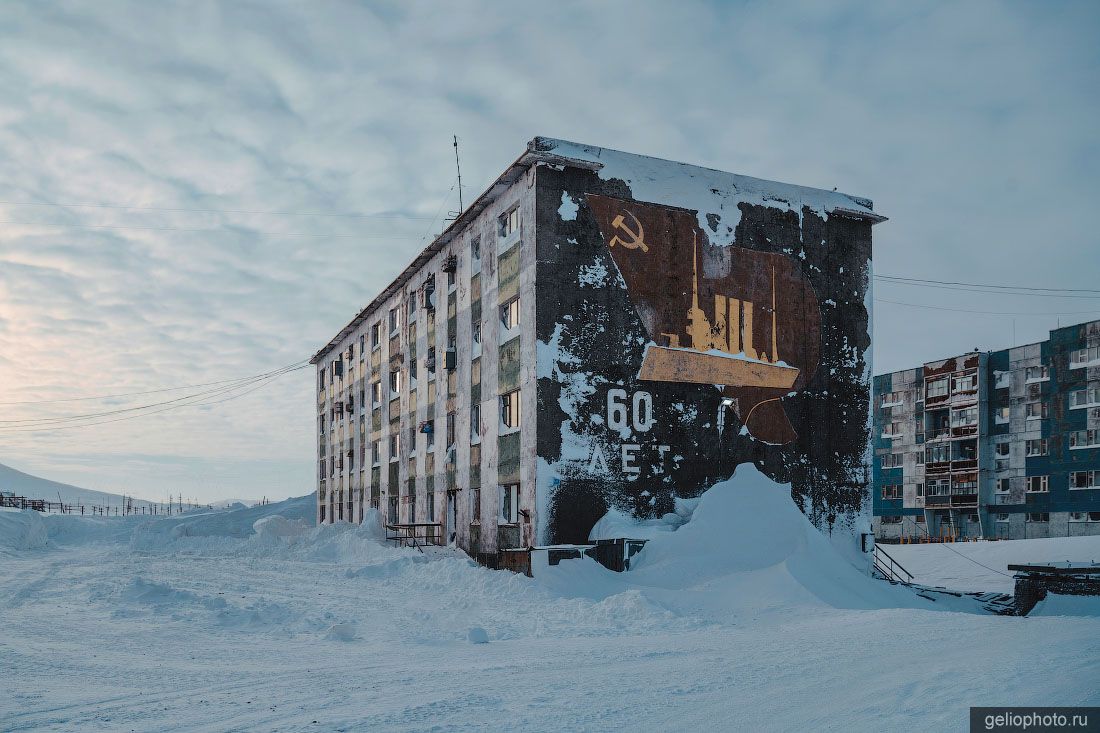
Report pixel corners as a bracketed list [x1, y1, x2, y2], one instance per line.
[887, 536, 1100, 594]
[1, 468, 1097, 732]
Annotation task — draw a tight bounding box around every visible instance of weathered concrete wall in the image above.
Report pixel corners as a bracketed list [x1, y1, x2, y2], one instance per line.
[533, 142, 879, 544]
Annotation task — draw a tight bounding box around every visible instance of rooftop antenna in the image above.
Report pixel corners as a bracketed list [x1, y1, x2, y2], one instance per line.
[446, 135, 464, 221]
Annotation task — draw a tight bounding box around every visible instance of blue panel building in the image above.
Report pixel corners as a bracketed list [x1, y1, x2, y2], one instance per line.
[872, 319, 1100, 541]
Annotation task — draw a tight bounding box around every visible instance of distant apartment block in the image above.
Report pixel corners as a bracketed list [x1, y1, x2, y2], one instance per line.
[872, 319, 1100, 540]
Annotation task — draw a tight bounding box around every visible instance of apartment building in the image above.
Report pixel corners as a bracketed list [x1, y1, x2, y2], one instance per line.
[311, 137, 885, 562]
[872, 319, 1100, 540]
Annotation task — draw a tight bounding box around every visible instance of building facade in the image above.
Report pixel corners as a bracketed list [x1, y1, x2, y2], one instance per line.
[312, 138, 884, 561]
[872, 320, 1100, 540]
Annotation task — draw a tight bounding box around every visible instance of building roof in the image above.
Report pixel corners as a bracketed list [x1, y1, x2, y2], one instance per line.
[310, 137, 885, 365]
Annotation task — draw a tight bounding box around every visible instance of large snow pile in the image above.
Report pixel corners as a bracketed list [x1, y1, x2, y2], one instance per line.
[555, 465, 923, 619]
[0, 509, 47, 553]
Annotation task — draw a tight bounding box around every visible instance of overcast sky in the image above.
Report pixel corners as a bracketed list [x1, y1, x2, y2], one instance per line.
[1, 1, 1097, 502]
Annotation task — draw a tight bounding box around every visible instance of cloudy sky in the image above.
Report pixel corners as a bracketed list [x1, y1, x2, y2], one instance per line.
[1, 1, 1097, 502]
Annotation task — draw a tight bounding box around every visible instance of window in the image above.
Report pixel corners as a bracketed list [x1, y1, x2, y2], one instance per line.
[472, 322, 482, 345]
[996, 513, 1010, 522]
[1026, 512, 1049, 523]
[500, 390, 521, 430]
[995, 406, 1010, 423]
[409, 426, 417, 453]
[359, 335, 365, 360]
[425, 420, 436, 450]
[1069, 387, 1100, 409]
[926, 379, 948, 399]
[882, 421, 902, 437]
[319, 371, 326, 391]
[995, 442, 1010, 457]
[1025, 365, 1049, 382]
[1027, 383, 1042, 401]
[1025, 439, 1048, 457]
[952, 375, 976, 393]
[388, 306, 401, 334]
[926, 444, 949, 463]
[408, 293, 417, 319]
[1025, 402, 1048, 420]
[1026, 475, 1048, 493]
[500, 483, 519, 524]
[1069, 429, 1100, 449]
[950, 407, 978, 427]
[928, 479, 950, 496]
[1070, 470, 1098, 489]
[915, 483, 924, 497]
[371, 322, 381, 349]
[1070, 346, 1100, 368]
[471, 403, 481, 441]
[472, 488, 481, 523]
[372, 440, 380, 466]
[880, 453, 902, 469]
[881, 485, 902, 500]
[371, 381, 382, 406]
[997, 478, 1011, 493]
[389, 434, 400, 462]
[427, 491, 435, 522]
[1070, 512, 1088, 522]
[914, 450, 924, 466]
[498, 206, 520, 238]
[471, 236, 481, 262]
[879, 391, 904, 407]
[389, 369, 402, 395]
[881, 516, 902, 524]
[500, 297, 520, 330]
[446, 411, 456, 448]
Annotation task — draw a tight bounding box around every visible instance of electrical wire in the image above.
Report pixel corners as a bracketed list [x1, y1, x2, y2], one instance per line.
[875, 274, 1100, 294]
[0, 362, 308, 427]
[0, 363, 312, 405]
[0, 199, 436, 220]
[0, 365, 309, 434]
[0, 219, 421, 238]
[874, 276, 1100, 300]
[875, 298, 1100, 317]
[894, 516, 1013, 578]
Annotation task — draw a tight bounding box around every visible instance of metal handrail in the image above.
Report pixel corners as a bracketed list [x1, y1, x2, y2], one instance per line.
[873, 543, 914, 585]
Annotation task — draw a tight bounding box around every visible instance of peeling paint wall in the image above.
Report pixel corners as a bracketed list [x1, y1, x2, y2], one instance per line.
[533, 151, 878, 545]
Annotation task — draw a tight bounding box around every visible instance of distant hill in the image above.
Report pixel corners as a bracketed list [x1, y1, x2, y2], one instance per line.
[0, 461, 163, 509]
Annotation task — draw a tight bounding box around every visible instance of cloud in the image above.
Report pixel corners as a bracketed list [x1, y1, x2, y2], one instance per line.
[0, 0, 1097, 500]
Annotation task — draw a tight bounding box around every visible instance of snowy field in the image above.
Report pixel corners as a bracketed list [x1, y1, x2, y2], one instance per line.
[887, 535, 1100, 594]
[2, 469, 1098, 732]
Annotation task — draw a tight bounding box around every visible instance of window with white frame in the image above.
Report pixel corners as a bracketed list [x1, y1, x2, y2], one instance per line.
[1070, 470, 1098, 489]
[1069, 429, 1100, 449]
[926, 379, 948, 399]
[388, 306, 401, 335]
[881, 485, 902, 500]
[389, 433, 400, 462]
[1026, 512, 1049, 523]
[371, 322, 381, 349]
[1025, 438, 1048, 457]
[997, 478, 1011, 492]
[879, 391, 904, 407]
[995, 405, 1010, 423]
[995, 441, 1010, 457]
[1070, 346, 1100, 368]
[926, 444, 949, 463]
[500, 297, 520, 330]
[371, 440, 380, 466]
[470, 403, 481, 441]
[471, 235, 481, 262]
[1026, 475, 1048, 493]
[915, 483, 924, 497]
[500, 390, 521, 430]
[881, 515, 902, 524]
[500, 483, 519, 524]
[952, 375, 977, 392]
[928, 479, 950, 496]
[498, 207, 520, 239]
[1069, 386, 1100, 409]
[1025, 402, 1048, 420]
[880, 453, 902, 469]
[950, 407, 978, 427]
[996, 513, 1010, 522]
[1070, 512, 1088, 522]
[371, 381, 382, 406]
[914, 450, 924, 466]
[389, 369, 402, 395]
[472, 322, 482, 345]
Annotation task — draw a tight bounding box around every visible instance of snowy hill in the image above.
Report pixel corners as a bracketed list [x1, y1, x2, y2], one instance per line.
[0, 460, 161, 510]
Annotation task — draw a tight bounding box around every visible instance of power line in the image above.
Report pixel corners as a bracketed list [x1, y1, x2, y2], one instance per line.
[0, 362, 307, 427]
[875, 274, 1100, 297]
[0, 219, 422, 239]
[0, 364, 311, 405]
[0, 365, 309, 434]
[0, 199, 436, 220]
[875, 298, 1100, 317]
[895, 517, 1013, 578]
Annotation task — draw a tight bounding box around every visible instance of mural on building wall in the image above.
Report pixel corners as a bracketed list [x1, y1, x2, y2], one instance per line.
[586, 194, 821, 445]
[536, 162, 875, 546]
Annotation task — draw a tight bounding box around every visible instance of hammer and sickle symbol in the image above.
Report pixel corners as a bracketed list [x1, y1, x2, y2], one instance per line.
[608, 211, 649, 252]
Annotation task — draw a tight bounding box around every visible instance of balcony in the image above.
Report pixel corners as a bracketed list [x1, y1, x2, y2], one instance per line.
[951, 458, 978, 471]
